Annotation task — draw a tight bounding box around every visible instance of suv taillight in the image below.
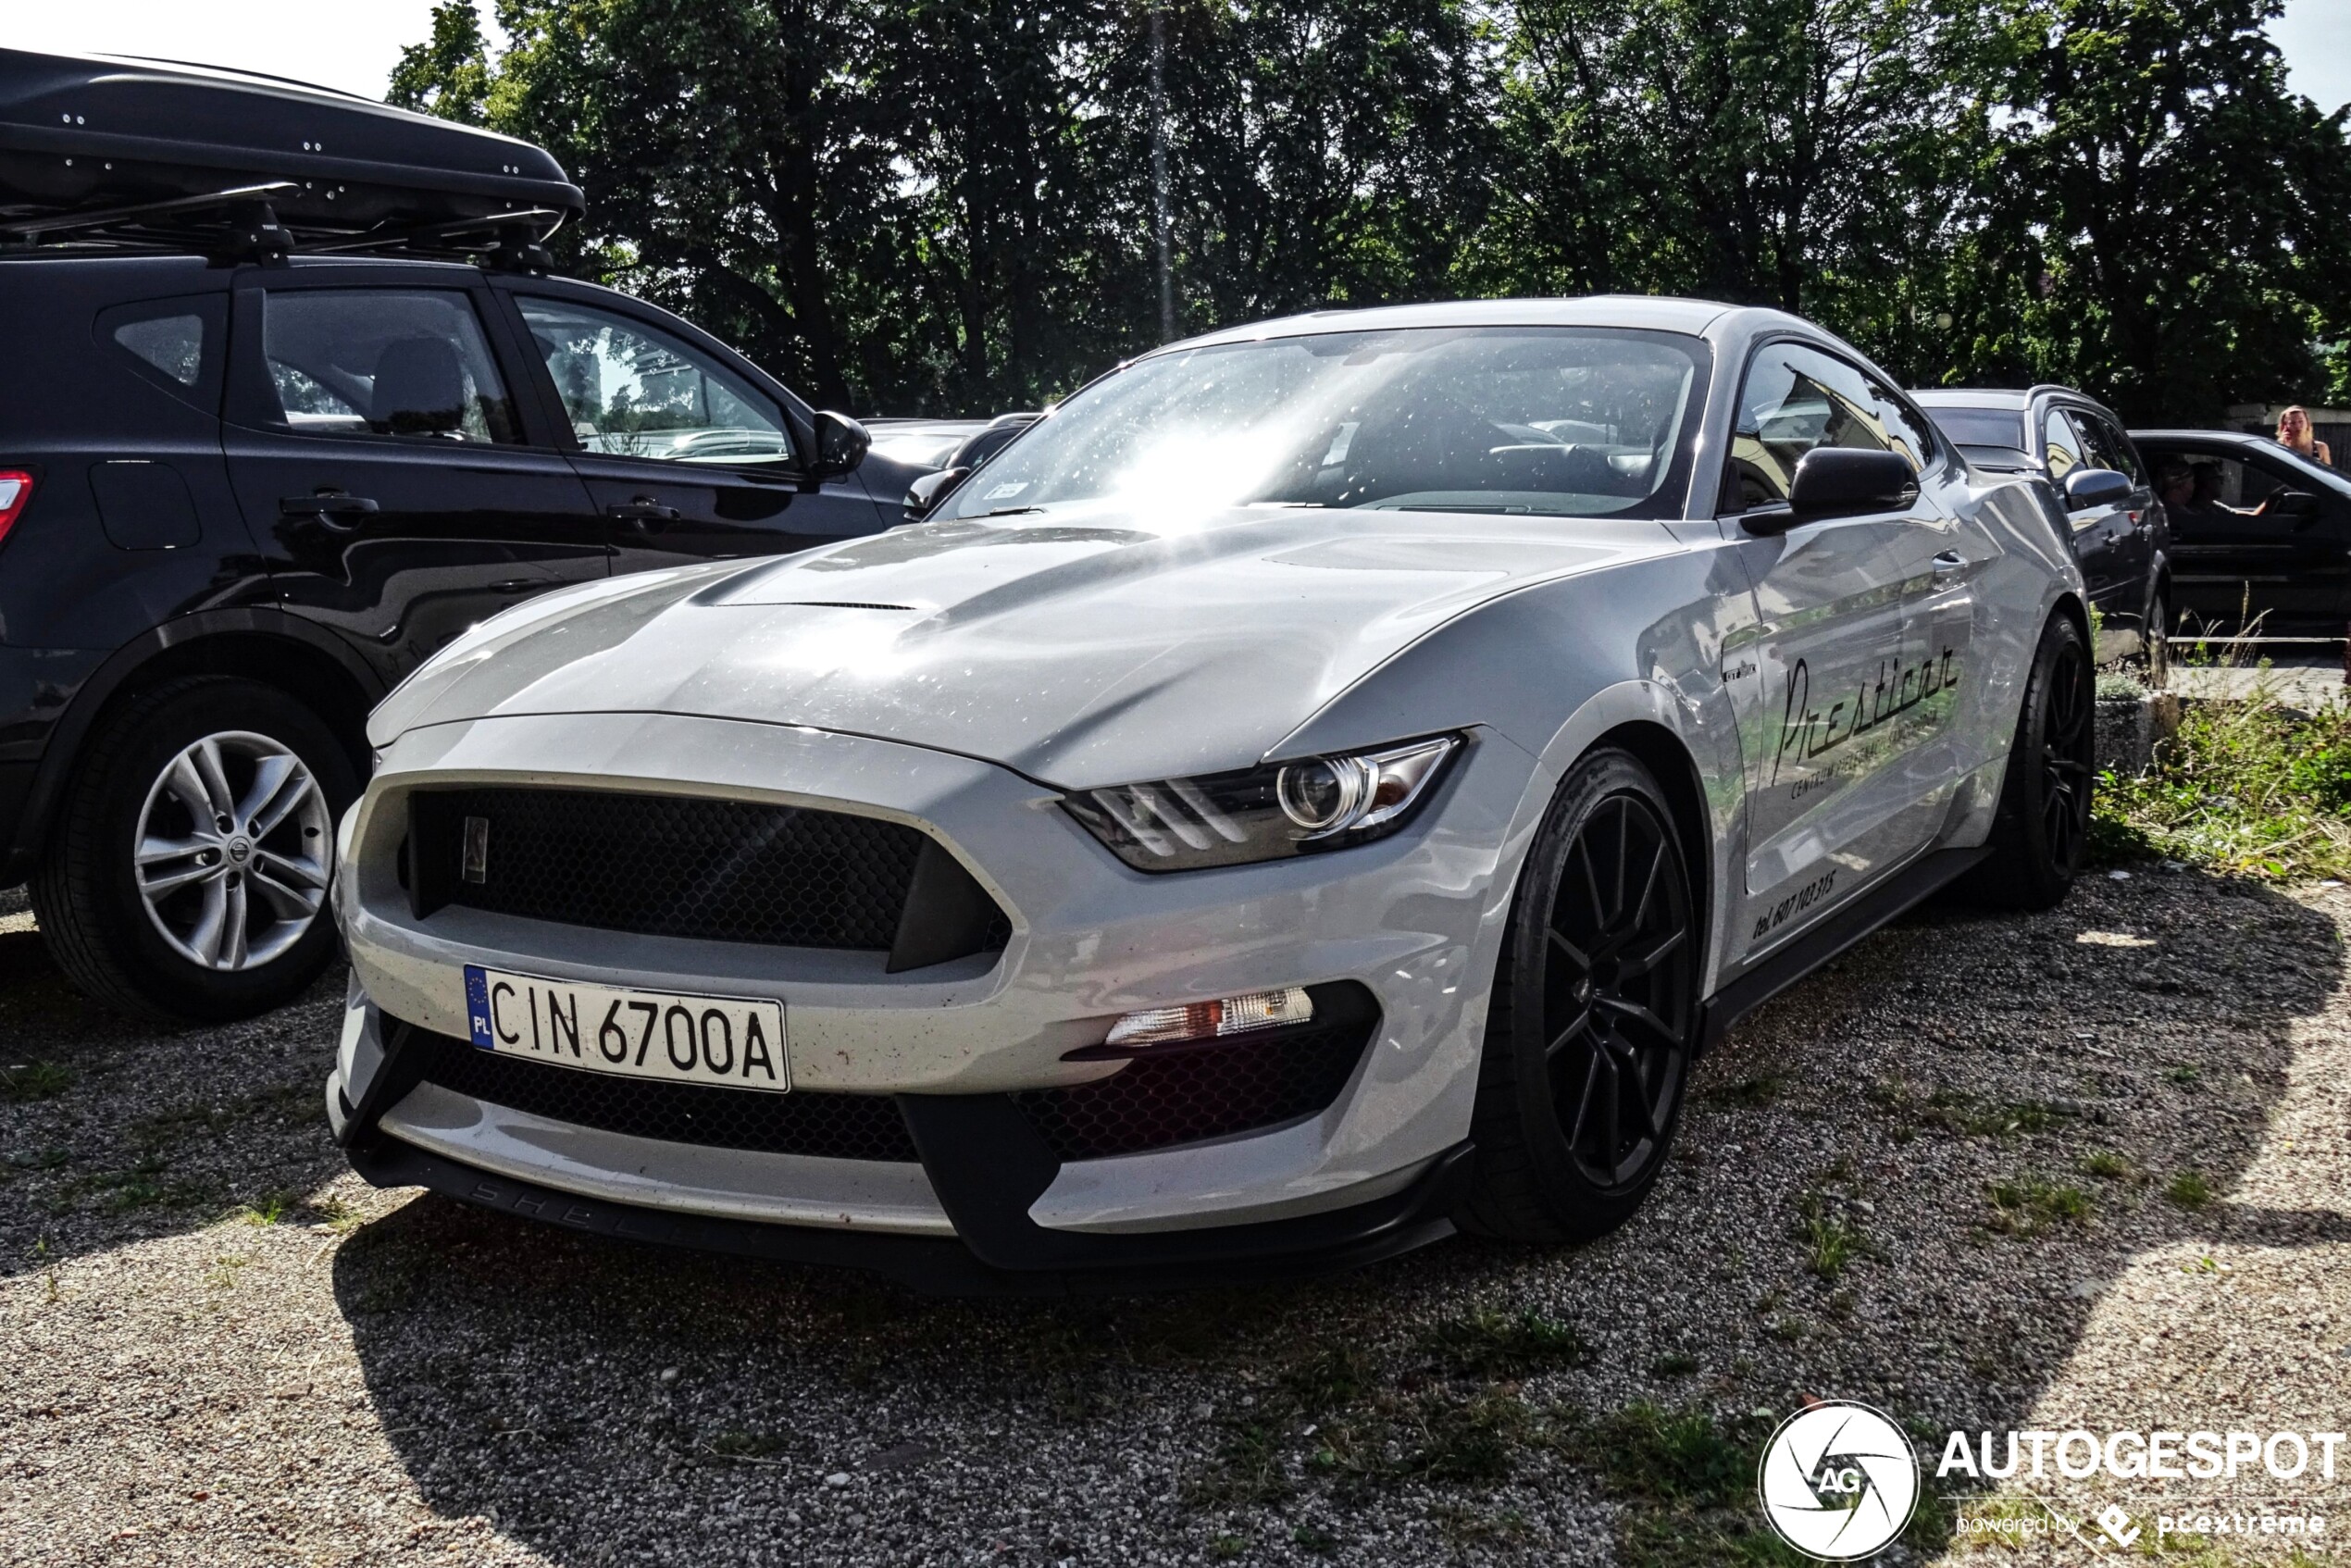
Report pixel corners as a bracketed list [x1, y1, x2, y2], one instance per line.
[0, 471, 31, 544]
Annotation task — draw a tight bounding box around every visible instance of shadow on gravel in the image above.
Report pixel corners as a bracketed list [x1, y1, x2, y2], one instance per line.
[0, 915, 351, 1277]
[318, 867, 2344, 1565]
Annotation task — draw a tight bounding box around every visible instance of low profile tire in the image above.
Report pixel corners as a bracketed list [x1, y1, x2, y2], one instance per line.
[1958, 613, 2094, 912]
[1458, 748, 1699, 1244]
[31, 677, 356, 1024]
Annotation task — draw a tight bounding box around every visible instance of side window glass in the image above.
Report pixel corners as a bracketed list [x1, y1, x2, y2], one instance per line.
[2042, 409, 2082, 481]
[1724, 342, 1888, 510]
[94, 295, 227, 405]
[260, 290, 518, 443]
[2090, 415, 2145, 483]
[2177, 456, 2281, 517]
[1860, 376, 1936, 472]
[516, 297, 795, 466]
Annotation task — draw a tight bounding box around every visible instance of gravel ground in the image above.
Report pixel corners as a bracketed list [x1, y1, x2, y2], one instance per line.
[0, 867, 2345, 1566]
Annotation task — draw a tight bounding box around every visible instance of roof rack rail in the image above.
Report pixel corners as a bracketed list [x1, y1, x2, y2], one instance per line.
[0, 48, 583, 268]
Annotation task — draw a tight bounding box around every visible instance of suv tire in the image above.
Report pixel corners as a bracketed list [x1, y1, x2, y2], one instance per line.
[31, 677, 356, 1023]
[1458, 748, 1699, 1243]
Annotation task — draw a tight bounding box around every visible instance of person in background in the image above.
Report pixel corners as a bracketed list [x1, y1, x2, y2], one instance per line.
[2156, 461, 2194, 517]
[2276, 405, 2332, 467]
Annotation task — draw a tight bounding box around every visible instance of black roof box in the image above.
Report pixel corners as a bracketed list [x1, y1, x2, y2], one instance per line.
[0, 48, 583, 259]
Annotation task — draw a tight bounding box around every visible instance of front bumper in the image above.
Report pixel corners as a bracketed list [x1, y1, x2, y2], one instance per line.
[331, 709, 1537, 1282]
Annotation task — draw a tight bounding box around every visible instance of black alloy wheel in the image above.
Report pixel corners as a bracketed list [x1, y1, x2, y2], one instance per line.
[1959, 613, 2094, 911]
[2038, 632, 2095, 870]
[1460, 748, 1700, 1243]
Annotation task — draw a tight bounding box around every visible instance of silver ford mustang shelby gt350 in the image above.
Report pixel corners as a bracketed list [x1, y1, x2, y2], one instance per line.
[327, 296, 2096, 1290]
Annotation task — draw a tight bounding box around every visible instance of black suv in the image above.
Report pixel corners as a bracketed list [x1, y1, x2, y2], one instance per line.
[1912, 385, 2171, 677]
[0, 53, 923, 1021]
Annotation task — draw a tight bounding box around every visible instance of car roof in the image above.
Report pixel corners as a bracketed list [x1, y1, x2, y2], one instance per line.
[1163, 295, 1746, 352]
[2132, 429, 2268, 442]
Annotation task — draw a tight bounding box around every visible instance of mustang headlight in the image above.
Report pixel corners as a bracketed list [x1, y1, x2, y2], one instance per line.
[1063, 735, 1462, 871]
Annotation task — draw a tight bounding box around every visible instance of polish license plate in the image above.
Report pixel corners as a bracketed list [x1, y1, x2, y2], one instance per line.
[462, 965, 790, 1092]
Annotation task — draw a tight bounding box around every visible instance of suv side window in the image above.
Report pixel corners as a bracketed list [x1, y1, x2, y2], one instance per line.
[515, 297, 796, 467]
[2042, 408, 2082, 481]
[1723, 342, 1895, 512]
[95, 295, 227, 407]
[2082, 411, 2145, 483]
[259, 289, 519, 443]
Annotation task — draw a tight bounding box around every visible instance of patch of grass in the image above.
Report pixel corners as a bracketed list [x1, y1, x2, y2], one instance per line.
[2164, 1064, 2201, 1086]
[1391, 1388, 1532, 1484]
[1985, 1176, 2092, 1237]
[1577, 1403, 1808, 1566]
[7, 1147, 68, 1171]
[1205, 1536, 1248, 1561]
[0, 1061, 73, 1101]
[2081, 1150, 2137, 1180]
[1188, 1414, 1294, 1505]
[1287, 1521, 1338, 1554]
[1866, 1078, 2073, 1139]
[1422, 1307, 1586, 1376]
[1649, 1352, 1699, 1377]
[236, 1191, 295, 1226]
[2166, 1169, 2216, 1210]
[1703, 1073, 1785, 1108]
[2094, 681, 2351, 880]
[1795, 1191, 1866, 1281]
[1764, 1317, 1806, 1343]
[305, 1194, 363, 1234]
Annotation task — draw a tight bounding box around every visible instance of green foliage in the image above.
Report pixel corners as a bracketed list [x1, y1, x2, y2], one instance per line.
[1421, 1307, 1588, 1376]
[0, 1060, 73, 1101]
[2166, 1168, 2216, 1208]
[386, 0, 2351, 422]
[1985, 1176, 2093, 1235]
[2096, 689, 2351, 880]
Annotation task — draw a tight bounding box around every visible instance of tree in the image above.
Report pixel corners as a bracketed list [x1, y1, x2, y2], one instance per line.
[387, 1, 495, 128]
[1947, 0, 2351, 422]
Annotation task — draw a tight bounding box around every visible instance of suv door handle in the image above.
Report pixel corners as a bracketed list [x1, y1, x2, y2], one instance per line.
[609, 498, 682, 529]
[1932, 551, 1965, 576]
[280, 492, 379, 531]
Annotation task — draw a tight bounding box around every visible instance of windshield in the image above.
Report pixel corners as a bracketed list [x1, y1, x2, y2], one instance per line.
[940, 327, 1710, 522]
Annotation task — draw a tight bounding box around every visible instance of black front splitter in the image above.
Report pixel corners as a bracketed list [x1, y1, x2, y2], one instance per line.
[344, 1134, 1471, 1299]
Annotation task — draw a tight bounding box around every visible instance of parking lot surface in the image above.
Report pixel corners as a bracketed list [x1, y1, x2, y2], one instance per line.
[1, 870, 2345, 1566]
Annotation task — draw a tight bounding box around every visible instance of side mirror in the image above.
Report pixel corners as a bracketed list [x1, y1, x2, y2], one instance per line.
[2271, 488, 2320, 518]
[902, 466, 968, 523]
[808, 410, 870, 479]
[2062, 467, 2132, 511]
[1750, 448, 1917, 534]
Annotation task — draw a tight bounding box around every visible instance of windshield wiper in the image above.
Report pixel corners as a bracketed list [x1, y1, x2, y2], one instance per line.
[976, 505, 1044, 517]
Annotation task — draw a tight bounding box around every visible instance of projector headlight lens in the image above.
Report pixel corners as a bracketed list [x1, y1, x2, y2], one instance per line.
[1063, 734, 1461, 871]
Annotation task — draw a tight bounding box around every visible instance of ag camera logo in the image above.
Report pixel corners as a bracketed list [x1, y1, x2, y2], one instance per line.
[1758, 1400, 1921, 1561]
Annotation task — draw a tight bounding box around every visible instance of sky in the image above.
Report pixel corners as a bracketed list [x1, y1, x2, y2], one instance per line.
[6, 0, 2350, 110]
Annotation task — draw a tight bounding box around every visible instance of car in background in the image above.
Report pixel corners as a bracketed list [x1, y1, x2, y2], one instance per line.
[1914, 387, 2169, 676]
[0, 49, 934, 1024]
[2129, 429, 2351, 635]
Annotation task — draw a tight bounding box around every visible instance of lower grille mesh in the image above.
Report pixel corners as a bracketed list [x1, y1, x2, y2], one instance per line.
[406, 1029, 920, 1163]
[1013, 993, 1376, 1162]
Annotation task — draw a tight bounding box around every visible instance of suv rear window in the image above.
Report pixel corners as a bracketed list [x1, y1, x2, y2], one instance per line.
[1924, 405, 2024, 451]
[260, 289, 518, 443]
[95, 295, 227, 406]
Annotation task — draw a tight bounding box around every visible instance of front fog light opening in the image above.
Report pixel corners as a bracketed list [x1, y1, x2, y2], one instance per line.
[1103, 986, 1314, 1049]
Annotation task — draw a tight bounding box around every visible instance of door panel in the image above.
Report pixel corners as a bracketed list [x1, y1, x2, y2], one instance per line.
[1721, 342, 1969, 955]
[224, 283, 607, 687]
[505, 293, 886, 571]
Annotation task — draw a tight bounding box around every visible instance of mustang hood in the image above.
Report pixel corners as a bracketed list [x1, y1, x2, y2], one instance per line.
[369, 504, 1686, 787]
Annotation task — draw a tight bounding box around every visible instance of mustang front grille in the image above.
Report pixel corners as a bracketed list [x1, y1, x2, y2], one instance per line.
[403, 787, 1008, 970]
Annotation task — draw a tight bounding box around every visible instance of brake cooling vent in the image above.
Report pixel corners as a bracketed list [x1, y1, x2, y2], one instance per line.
[1011, 983, 1378, 1161]
[404, 787, 1008, 970]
